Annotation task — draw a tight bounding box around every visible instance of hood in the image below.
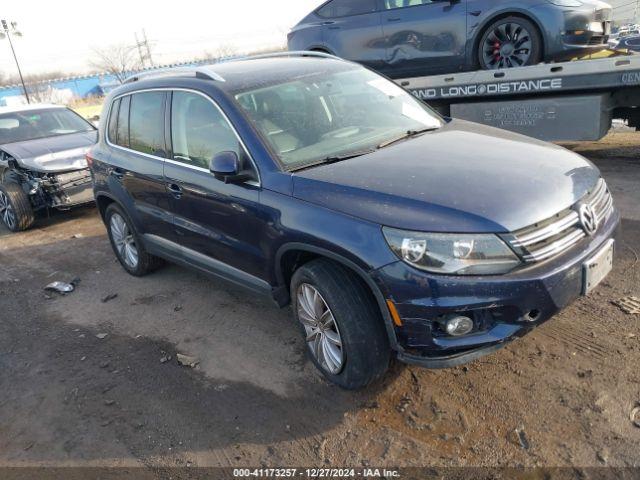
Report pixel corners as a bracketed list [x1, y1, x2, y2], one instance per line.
[292, 120, 599, 233]
[0, 131, 98, 173]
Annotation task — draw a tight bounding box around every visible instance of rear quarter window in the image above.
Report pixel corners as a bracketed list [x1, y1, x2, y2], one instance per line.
[116, 95, 131, 148]
[107, 98, 120, 143]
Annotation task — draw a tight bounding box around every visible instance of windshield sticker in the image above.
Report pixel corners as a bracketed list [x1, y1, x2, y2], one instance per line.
[367, 78, 406, 98]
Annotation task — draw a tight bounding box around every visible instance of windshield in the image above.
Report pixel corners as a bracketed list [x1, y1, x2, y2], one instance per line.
[0, 108, 95, 144]
[234, 67, 442, 170]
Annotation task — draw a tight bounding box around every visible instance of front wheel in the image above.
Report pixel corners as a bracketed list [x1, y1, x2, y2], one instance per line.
[0, 182, 34, 232]
[478, 17, 542, 70]
[291, 259, 390, 389]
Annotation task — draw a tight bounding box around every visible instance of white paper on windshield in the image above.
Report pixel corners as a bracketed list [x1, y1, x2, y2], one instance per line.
[367, 78, 406, 98]
[401, 102, 441, 128]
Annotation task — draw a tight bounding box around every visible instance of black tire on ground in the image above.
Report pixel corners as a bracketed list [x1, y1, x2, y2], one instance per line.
[291, 259, 390, 389]
[0, 181, 35, 232]
[104, 203, 163, 277]
[477, 16, 542, 70]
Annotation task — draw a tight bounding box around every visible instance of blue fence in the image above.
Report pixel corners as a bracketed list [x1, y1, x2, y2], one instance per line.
[0, 59, 226, 105]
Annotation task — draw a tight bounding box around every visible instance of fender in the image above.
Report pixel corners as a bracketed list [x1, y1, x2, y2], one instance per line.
[94, 188, 145, 239]
[274, 242, 401, 351]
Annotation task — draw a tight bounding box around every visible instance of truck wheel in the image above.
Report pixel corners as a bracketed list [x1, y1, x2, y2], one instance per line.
[478, 16, 542, 70]
[0, 182, 35, 232]
[291, 259, 390, 389]
[104, 203, 163, 276]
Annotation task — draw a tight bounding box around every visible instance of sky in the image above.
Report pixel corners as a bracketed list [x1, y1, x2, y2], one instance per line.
[1, 0, 637, 78]
[0, 0, 321, 77]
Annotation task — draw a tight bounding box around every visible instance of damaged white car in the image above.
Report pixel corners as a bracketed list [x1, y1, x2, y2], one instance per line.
[0, 104, 97, 231]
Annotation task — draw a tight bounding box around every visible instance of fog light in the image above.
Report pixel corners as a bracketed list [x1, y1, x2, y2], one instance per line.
[445, 316, 474, 336]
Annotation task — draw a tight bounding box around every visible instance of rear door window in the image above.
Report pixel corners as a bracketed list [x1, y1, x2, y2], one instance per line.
[317, 0, 378, 18]
[384, 0, 433, 9]
[129, 92, 167, 157]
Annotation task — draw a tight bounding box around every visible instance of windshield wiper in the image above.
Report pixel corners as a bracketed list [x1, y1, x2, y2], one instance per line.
[377, 127, 438, 149]
[320, 148, 379, 164]
[289, 148, 378, 172]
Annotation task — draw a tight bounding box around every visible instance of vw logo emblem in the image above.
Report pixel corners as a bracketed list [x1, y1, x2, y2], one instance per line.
[578, 204, 598, 236]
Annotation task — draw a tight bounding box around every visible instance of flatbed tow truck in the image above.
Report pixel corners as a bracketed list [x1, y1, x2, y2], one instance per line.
[395, 53, 640, 142]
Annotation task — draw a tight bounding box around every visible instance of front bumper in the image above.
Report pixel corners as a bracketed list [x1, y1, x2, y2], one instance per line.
[373, 209, 620, 368]
[28, 169, 94, 211]
[538, 4, 612, 59]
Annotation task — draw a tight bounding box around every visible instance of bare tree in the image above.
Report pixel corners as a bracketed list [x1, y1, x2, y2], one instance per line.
[89, 43, 142, 83]
[214, 43, 238, 60]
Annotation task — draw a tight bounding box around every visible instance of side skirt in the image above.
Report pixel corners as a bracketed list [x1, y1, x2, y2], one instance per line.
[143, 234, 273, 298]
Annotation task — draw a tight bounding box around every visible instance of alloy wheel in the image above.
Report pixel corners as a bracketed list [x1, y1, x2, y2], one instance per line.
[482, 22, 532, 69]
[297, 283, 344, 375]
[0, 191, 16, 230]
[110, 213, 139, 269]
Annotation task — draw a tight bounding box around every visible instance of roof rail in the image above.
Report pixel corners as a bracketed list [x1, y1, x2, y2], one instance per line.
[242, 50, 339, 61]
[123, 66, 225, 84]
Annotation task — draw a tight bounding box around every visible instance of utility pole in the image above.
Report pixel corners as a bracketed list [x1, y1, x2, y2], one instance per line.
[0, 19, 30, 104]
[134, 29, 154, 68]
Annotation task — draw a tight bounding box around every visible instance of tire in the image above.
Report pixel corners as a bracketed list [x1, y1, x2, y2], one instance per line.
[477, 16, 542, 70]
[104, 203, 163, 276]
[0, 181, 35, 232]
[291, 259, 390, 389]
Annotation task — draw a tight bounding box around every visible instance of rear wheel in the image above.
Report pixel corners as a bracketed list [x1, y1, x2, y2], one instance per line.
[0, 181, 34, 232]
[104, 203, 163, 276]
[478, 17, 542, 70]
[291, 259, 390, 389]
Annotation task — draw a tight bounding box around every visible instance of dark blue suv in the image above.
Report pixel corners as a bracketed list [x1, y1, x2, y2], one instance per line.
[88, 53, 618, 389]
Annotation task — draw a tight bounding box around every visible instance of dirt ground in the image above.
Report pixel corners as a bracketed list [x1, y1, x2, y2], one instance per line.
[0, 131, 638, 473]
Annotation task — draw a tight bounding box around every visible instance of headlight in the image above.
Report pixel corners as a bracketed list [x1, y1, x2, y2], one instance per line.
[383, 228, 521, 275]
[546, 0, 583, 6]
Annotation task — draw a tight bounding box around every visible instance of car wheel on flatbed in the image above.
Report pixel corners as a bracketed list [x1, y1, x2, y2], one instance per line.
[478, 16, 542, 70]
[104, 203, 163, 276]
[291, 259, 390, 389]
[0, 181, 34, 232]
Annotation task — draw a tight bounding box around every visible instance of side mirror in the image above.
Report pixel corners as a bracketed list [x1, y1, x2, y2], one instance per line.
[210, 151, 248, 184]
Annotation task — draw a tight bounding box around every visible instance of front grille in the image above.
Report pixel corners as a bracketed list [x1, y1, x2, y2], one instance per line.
[507, 179, 614, 263]
[588, 35, 605, 45]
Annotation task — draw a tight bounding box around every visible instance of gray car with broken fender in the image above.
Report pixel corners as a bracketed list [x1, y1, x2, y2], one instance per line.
[0, 104, 97, 231]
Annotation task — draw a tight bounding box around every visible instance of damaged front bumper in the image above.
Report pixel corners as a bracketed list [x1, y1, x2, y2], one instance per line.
[18, 168, 94, 211]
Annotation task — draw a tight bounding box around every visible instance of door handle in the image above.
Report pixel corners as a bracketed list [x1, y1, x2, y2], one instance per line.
[167, 183, 183, 199]
[469, 10, 482, 16]
[322, 21, 335, 25]
[109, 167, 124, 180]
[387, 17, 402, 22]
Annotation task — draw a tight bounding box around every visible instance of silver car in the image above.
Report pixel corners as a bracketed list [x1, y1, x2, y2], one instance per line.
[0, 104, 97, 231]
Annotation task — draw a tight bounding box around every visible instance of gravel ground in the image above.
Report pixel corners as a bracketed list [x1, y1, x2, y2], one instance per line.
[0, 131, 638, 472]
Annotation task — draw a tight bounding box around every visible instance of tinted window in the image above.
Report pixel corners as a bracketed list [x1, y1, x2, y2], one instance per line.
[384, 0, 433, 9]
[170, 91, 241, 169]
[0, 108, 94, 144]
[317, 0, 377, 18]
[107, 98, 120, 143]
[116, 95, 130, 148]
[129, 92, 166, 157]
